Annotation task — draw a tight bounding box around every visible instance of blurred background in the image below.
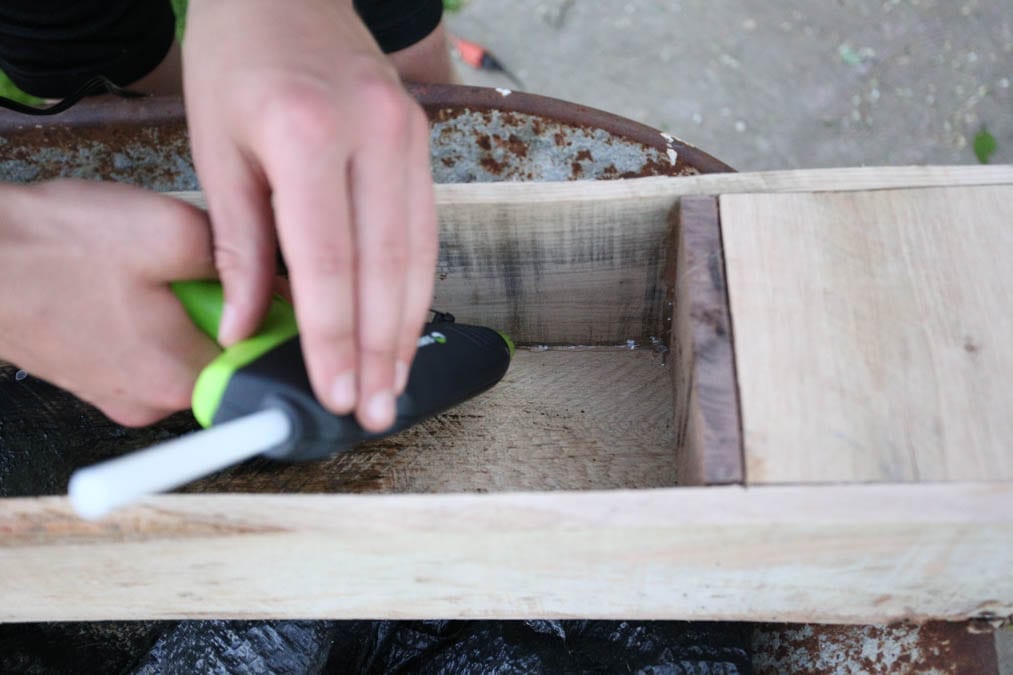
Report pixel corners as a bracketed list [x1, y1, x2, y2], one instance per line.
[446, 0, 1011, 169]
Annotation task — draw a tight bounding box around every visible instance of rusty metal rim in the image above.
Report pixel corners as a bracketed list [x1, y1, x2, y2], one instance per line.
[0, 96, 186, 131]
[0, 85, 735, 174]
[410, 83, 735, 174]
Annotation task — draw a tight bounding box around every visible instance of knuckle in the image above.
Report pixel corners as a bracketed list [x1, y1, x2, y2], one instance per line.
[135, 198, 212, 268]
[260, 81, 341, 147]
[300, 324, 357, 373]
[360, 227, 410, 265]
[299, 242, 355, 279]
[366, 243, 410, 272]
[301, 317, 356, 352]
[356, 78, 411, 134]
[359, 346, 398, 376]
[169, 210, 213, 265]
[213, 238, 249, 277]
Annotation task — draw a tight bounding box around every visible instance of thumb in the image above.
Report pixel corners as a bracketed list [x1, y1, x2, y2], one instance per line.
[200, 145, 279, 346]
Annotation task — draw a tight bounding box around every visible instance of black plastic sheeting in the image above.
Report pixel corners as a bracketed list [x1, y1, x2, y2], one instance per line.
[0, 620, 752, 674]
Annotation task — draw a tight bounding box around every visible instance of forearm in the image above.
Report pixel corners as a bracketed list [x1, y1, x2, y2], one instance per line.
[184, 0, 451, 85]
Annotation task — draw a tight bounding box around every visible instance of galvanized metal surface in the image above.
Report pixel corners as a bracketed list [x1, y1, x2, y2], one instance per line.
[0, 84, 731, 188]
[753, 622, 1000, 675]
[0, 101, 193, 190]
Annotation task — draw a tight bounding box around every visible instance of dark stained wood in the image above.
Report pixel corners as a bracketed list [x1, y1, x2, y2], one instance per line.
[669, 196, 744, 485]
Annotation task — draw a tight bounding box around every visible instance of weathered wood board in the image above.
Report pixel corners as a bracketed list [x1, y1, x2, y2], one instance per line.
[722, 185, 1013, 484]
[0, 483, 1008, 623]
[170, 164, 1013, 347]
[0, 166, 1010, 624]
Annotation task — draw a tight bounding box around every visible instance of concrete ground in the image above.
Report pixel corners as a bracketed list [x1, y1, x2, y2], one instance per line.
[449, 1, 1011, 671]
[447, 0, 1012, 170]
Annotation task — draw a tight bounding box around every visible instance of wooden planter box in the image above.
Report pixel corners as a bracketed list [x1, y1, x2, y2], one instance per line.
[1, 166, 1011, 624]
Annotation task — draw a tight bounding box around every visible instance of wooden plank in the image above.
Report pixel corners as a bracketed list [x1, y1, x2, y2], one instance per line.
[721, 186, 1013, 483]
[0, 349, 677, 498]
[0, 483, 1009, 623]
[428, 164, 1013, 204]
[169, 165, 1013, 346]
[171, 166, 1013, 212]
[669, 197, 743, 485]
[177, 188, 678, 347]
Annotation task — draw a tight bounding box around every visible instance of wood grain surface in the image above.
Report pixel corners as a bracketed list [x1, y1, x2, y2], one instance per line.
[722, 185, 1013, 483]
[0, 482, 1008, 623]
[170, 164, 1013, 347]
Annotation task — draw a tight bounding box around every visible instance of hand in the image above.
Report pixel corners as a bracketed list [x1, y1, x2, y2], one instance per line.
[183, 0, 439, 432]
[0, 180, 220, 426]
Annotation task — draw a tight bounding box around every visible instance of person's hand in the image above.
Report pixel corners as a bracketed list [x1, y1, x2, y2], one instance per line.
[183, 0, 439, 433]
[0, 180, 220, 426]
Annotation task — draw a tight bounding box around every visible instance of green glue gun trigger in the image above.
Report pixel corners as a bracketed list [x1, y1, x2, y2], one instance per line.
[172, 280, 515, 462]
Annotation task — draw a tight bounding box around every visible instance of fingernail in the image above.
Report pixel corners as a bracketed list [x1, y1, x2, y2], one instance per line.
[367, 390, 396, 429]
[330, 372, 357, 413]
[394, 360, 410, 394]
[217, 303, 239, 345]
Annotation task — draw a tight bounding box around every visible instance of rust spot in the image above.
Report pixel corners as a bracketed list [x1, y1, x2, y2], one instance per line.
[480, 155, 508, 174]
[505, 133, 528, 158]
[964, 337, 979, 354]
[614, 157, 682, 179]
[475, 134, 491, 151]
[429, 107, 466, 123]
[571, 161, 583, 177]
[440, 157, 454, 167]
[576, 149, 593, 162]
[554, 131, 566, 146]
[753, 622, 999, 675]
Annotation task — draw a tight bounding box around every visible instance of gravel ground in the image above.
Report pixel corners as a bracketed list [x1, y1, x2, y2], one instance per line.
[447, 0, 1012, 170]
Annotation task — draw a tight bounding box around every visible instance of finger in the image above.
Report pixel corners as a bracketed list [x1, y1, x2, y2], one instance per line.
[97, 400, 168, 428]
[261, 111, 358, 417]
[350, 105, 413, 431]
[194, 142, 278, 346]
[137, 287, 222, 413]
[138, 197, 219, 281]
[393, 109, 439, 394]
